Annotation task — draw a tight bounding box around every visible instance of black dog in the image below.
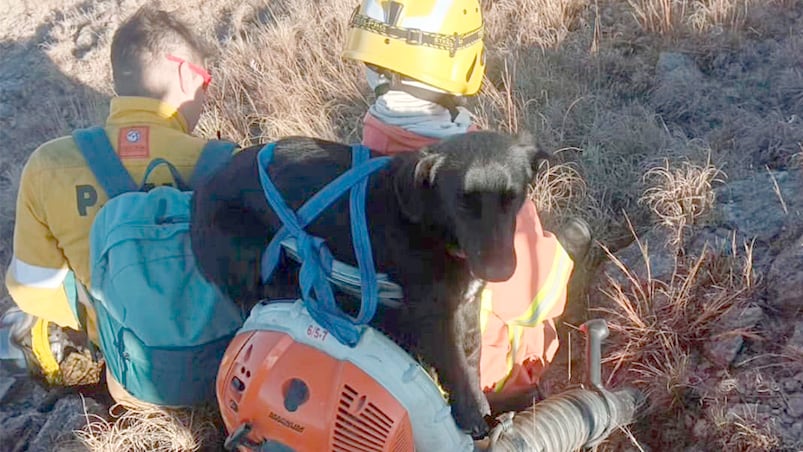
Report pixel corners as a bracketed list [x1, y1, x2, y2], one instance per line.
[190, 130, 549, 438]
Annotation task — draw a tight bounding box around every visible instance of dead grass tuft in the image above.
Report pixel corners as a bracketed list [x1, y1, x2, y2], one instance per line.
[74, 403, 222, 452]
[530, 161, 590, 220]
[712, 402, 782, 451]
[597, 218, 755, 387]
[592, 219, 778, 448]
[627, 0, 689, 34]
[639, 156, 726, 245]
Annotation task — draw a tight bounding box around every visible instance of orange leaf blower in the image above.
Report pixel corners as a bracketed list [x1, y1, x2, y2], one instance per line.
[216, 299, 475, 451]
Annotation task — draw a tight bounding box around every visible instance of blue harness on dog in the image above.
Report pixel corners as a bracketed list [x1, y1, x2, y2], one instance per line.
[257, 143, 402, 346]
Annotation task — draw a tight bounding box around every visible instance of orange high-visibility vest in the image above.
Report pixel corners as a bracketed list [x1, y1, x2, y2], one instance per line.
[362, 112, 574, 397]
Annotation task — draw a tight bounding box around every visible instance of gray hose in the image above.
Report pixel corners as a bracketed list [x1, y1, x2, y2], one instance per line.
[477, 387, 644, 452]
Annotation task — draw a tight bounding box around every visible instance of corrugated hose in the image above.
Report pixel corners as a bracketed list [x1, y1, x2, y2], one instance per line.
[476, 319, 645, 451]
[477, 386, 644, 451]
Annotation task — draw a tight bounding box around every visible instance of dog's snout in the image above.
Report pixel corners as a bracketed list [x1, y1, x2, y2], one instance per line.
[469, 250, 516, 282]
[483, 260, 516, 282]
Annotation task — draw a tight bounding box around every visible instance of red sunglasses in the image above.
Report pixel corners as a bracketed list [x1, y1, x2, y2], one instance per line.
[166, 54, 212, 90]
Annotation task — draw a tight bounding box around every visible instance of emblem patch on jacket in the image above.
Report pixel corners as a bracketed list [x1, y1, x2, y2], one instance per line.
[118, 126, 150, 158]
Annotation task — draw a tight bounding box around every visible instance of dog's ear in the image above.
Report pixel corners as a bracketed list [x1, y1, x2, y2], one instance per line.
[394, 150, 445, 223]
[511, 130, 551, 180]
[414, 148, 446, 186]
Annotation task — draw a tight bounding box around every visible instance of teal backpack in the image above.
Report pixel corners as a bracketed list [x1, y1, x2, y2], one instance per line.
[72, 126, 245, 406]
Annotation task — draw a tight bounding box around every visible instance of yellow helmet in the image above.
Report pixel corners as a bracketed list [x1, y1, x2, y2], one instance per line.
[342, 0, 486, 96]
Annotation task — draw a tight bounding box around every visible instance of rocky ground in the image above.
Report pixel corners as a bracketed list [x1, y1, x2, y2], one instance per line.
[538, 44, 803, 451]
[596, 165, 803, 450]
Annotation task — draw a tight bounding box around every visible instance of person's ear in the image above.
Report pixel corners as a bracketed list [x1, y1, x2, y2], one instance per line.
[177, 61, 203, 95]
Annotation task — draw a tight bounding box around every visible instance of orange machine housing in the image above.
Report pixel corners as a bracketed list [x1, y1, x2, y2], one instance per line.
[217, 330, 415, 451]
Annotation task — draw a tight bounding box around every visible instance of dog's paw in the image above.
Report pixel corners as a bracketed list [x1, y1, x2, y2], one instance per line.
[452, 406, 490, 439]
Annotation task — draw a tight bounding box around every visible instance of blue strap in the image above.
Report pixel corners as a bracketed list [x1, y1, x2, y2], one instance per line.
[62, 271, 79, 323]
[72, 127, 137, 198]
[258, 143, 391, 346]
[348, 144, 381, 326]
[190, 140, 238, 188]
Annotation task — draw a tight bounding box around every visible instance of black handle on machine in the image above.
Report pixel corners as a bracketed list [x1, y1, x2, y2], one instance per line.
[580, 318, 609, 391]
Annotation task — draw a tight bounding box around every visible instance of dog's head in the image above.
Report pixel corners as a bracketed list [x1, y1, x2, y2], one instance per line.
[393, 130, 550, 282]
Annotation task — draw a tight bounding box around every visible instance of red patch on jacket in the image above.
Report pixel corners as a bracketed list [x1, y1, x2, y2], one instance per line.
[118, 127, 150, 159]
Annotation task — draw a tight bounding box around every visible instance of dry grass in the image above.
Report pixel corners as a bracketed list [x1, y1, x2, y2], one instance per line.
[484, 0, 589, 51]
[639, 156, 726, 245]
[530, 161, 591, 225]
[626, 0, 786, 34]
[74, 403, 222, 452]
[1, 0, 801, 450]
[591, 218, 787, 449]
[474, 58, 526, 135]
[600, 236, 753, 379]
[196, 0, 368, 145]
[712, 403, 782, 451]
[627, 0, 689, 34]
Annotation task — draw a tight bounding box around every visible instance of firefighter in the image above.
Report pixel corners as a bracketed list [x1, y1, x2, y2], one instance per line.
[341, 0, 592, 413]
[2, 5, 215, 399]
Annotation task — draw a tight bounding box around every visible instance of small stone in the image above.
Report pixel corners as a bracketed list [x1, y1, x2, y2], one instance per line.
[75, 26, 96, 51]
[729, 305, 763, 330]
[783, 378, 801, 393]
[595, 227, 678, 290]
[704, 335, 744, 367]
[767, 236, 803, 316]
[655, 52, 704, 83]
[717, 171, 803, 243]
[786, 393, 803, 418]
[29, 395, 103, 450]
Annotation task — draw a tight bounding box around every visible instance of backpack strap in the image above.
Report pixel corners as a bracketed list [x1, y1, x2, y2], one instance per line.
[190, 139, 239, 188]
[141, 158, 191, 191]
[72, 127, 138, 198]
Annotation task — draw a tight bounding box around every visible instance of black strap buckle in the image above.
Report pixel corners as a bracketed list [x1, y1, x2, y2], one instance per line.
[225, 423, 260, 451]
[405, 28, 423, 45]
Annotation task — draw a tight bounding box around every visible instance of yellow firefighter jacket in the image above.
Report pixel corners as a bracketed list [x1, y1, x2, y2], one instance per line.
[5, 96, 218, 342]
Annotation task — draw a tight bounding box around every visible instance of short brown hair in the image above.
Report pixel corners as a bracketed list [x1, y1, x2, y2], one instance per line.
[110, 5, 211, 96]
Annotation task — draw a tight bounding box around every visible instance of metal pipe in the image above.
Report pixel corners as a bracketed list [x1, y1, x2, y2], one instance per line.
[580, 319, 609, 391]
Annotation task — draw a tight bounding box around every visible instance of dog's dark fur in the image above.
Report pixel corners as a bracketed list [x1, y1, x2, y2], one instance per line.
[190, 130, 549, 438]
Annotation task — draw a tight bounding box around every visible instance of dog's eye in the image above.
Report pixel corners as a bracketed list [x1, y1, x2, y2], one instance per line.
[459, 193, 481, 212]
[500, 192, 517, 208]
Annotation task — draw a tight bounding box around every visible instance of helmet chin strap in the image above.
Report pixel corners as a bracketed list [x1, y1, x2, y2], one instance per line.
[372, 69, 465, 122]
